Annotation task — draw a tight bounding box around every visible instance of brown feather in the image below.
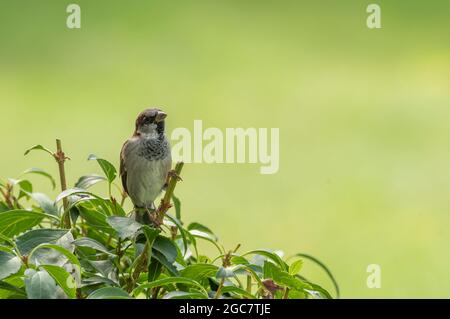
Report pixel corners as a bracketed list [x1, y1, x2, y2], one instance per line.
[119, 140, 129, 195]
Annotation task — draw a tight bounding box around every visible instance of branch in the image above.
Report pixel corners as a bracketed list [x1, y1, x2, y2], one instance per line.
[54, 139, 71, 228]
[156, 162, 184, 223]
[0, 184, 14, 209]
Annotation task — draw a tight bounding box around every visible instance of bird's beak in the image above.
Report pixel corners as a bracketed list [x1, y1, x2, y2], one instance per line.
[155, 111, 167, 122]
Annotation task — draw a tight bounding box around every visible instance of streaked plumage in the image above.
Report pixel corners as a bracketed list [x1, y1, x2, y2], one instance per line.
[120, 108, 171, 223]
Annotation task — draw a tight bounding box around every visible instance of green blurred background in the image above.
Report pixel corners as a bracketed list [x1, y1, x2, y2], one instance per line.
[1, 0, 450, 298]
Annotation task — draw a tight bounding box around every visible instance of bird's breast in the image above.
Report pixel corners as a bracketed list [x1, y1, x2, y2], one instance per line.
[124, 137, 171, 207]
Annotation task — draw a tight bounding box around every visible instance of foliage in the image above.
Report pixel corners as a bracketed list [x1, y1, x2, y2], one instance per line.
[0, 143, 338, 299]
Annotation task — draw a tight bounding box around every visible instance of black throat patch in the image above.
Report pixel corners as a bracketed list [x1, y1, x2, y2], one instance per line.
[138, 136, 170, 161]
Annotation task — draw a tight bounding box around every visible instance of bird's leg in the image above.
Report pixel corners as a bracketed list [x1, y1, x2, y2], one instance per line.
[134, 205, 159, 228]
[133, 207, 147, 224]
[145, 205, 162, 228]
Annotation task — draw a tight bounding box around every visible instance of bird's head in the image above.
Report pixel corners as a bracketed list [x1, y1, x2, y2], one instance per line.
[134, 108, 167, 137]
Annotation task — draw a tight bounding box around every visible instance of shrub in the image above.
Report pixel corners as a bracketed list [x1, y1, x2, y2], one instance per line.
[0, 140, 338, 299]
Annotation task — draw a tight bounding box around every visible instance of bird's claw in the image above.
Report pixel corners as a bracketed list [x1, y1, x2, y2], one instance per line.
[146, 208, 162, 229]
[148, 213, 162, 228]
[168, 170, 182, 182]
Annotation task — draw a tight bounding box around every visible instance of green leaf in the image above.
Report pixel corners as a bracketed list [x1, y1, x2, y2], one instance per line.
[75, 175, 107, 189]
[290, 253, 339, 298]
[0, 202, 10, 213]
[81, 276, 117, 287]
[30, 193, 59, 216]
[140, 225, 160, 266]
[110, 201, 126, 216]
[188, 229, 224, 254]
[263, 260, 278, 279]
[0, 251, 21, 280]
[83, 198, 122, 217]
[8, 179, 33, 200]
[221, 285, 255, 299]
[180, 264, 218, 282]
[55, 188, 100, 203]
[263, 261, 309, 291]
[73, 237, 112, 255]
[141, 225, 160, 244]
[300, 281, 332, 299]
[29, 243, 81, 269]
[0, 280, 26, 298]
[87, 154, 117, 183]
[132, 277, 208, 297]
[216, 266, 235, 279]
[22, 168, 56, 190]
[24, 145, 53, 157]
[87, 259, 117, 283]
[147, 258, 163, 282]
[152, 250, 179, 276]
[0, 233, 14, 246]
[0, 210, 45, 237]
[288, 289, 307, 299]
[27, 232, 75, 267]
[232, 264, 264, 287]
[106, 216, 142, 239]
[268, 267, 309, 293]
[188, 222, 218, 241]
[243, 249, 288, 271]
[77, 205, 115, 234]
[153, 235, 178, 263]
[87, 287, 130, 299]
[231, 255, 249, 265]
[172, 194, 181, 220]
[289, 259, 303, 276]
[24, 269, 59, 299]
[163, 291, 205, 299]
[304, 289, 323, 299]
[164, 214, 188, 257]
[15, 229, 69, 255]
[40, 265, 76, 299]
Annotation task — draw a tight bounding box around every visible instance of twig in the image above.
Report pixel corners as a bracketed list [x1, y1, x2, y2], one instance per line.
[215, 249, 233, 299]
[128, 242, 150, 292]
[282, 287, 290, 299]
[170, 226, 178, 240]
[151, 287, 161, 299]
[54, 139, 71, 228]
[214, 278, 225, 299]
[246, 275, 252, 295]
[0, 184, 14, 209]
[155, 162, 184, 223]
[119, 189, 127, 207]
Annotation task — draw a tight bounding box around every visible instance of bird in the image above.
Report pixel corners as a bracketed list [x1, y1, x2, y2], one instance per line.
[120, 108, 172, 225]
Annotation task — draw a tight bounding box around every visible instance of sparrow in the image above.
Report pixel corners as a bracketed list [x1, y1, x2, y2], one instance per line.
[120, 108, 172, 224]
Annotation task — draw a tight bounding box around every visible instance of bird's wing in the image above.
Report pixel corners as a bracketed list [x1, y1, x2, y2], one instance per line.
[120, 140, 129, 195]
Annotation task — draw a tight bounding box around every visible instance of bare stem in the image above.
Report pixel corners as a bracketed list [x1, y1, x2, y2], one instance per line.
[156, 162, 184, 223]
[170, 226, 178, 240]
[151, 287, 161, 299]
[246, 275, 252, 294]
[214, 278, 225, 299]
[128, 241, 150, 291]
[119, 189, 127, 207]
[282, 287, 290, 299]
[55, 139, 70, 228]
[215, 249, 233, 299]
